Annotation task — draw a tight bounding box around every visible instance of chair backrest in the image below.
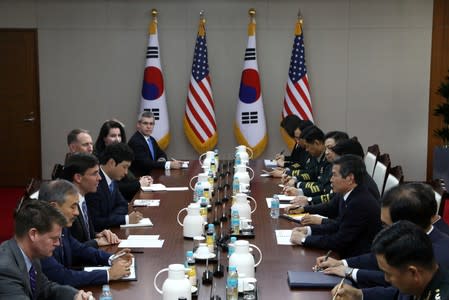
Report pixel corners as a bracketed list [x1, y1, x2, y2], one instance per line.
[383, 165, 404, 195]
[364, 152, 377, 177]
[372, 154, 391, 196]
[435, 191, 442, 213]
[367, 144, 380, 157]
[389, 165, 404, 183]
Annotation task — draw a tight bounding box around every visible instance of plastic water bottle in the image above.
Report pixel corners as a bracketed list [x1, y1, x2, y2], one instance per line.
[200, 197, 208, 222]
[228, 236, 237, 258]
[226, 266, 238, 300]
[235, 152, 241, 166]
[206, 223, 216, 252]
[185, 251, 197, 287]
[194, 181, 203, 202]
[99, 284, 113, 300]
[214, 149, 219, 166]
[232, 175, 239, 196]
[231, 209, 240, 234]
[270, 194, 280, 219]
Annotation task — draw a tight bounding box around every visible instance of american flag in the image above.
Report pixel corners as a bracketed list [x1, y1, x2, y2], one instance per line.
[183, 16, 217, 153]
[282, 19, 314, 121]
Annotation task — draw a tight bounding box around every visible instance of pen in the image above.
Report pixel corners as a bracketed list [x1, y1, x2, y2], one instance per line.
[110, 251, 127, 261]
[323, 250, 332, 262]
[332, 278, 345, 300]
[280, 149, 285, 155]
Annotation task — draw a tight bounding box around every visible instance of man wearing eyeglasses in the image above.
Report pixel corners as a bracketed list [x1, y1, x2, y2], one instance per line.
[128, 111, 181, 177]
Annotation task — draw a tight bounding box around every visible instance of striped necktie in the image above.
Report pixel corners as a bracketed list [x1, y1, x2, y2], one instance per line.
[147, 137, 155, 160]
[29, 264, 36, 299]
[81, 201, 90, 237]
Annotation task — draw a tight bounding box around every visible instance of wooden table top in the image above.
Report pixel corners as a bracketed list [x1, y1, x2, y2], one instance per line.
[87, 160, 334, 300]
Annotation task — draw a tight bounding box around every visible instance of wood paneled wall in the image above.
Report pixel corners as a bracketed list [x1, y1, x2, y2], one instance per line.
[427, 0, 449, 180]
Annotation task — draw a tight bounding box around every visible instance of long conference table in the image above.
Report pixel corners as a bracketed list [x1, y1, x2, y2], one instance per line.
[88, 160, 333, 299]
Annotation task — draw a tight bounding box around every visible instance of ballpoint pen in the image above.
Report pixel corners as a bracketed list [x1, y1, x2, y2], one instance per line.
[332, 278, 345, 300]
[313, 250, 332, 272]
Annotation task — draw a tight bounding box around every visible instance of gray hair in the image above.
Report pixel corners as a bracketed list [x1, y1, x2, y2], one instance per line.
[138, 111, 154, 121]
[39, 179, 79, 205]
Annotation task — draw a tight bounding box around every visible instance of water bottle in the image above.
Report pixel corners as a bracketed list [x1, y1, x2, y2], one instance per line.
[206, 223, 216, 252]
[194, 180, 203, 202]
[185, 250, 197, 286]
[235, 152, 241, 166]
[228, 236, 237, 258]
[200, 197, 208, 222]
[226, 266, 238, 300]
[214, 149, 219, 167]
[232, 175, 239, 196]
[270, 194, 280, 219]
[99, 284, 113, 300]
[231, 209, 240, 234]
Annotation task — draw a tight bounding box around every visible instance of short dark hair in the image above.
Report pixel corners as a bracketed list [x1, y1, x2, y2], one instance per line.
[381, 183, 436, 229]
[300, 125, 325, 143]
[280, 115, 302, 138]
[94, 120, 127, 156]
[14, 200, 67, 238]
[372, 220, 435, 271]
[99, 143, 134, 165]
[63, 153, 99, 182]
[332, 137, 365, 158]
[324, 131, 349, 144]
[67, 129, 89, 146]
[39, 180, 79, 206]
[333, 154, 365, 185]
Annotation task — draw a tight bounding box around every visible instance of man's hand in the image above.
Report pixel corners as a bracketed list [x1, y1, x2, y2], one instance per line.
[170, 160, 182, 169]
[331, 283, 363, 300]
[323, 265, 346, 277]
[284, 205, 304, 214]
[95, 229, 120, 246]
[283, 186, 299, 196]
[301, 214, 323, 225]
[108, 258, 132, 280]
[74, 290, 94, 300]
[290, 229, 307, 245]
[290, 195, 309, 207]
[315, 256, 342, 269]
[269, 168, 285, 178]
[139, 175, 153, 187]
[128, 211, 143, 224]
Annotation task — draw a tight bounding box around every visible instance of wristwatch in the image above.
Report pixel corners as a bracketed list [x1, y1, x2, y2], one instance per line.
[344, 267, 354, 279]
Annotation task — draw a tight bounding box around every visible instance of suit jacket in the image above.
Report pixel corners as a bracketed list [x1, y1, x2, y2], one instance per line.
[304, 185, 382, 258]
[348, 227, 449, 289]
[41, 228, 110, 288]
[70, 206, 98, 249]
[434, 217, 449, 236]
[128, 131, 167, 176]
[0, 239, 77, 299]
[85, 169, 129, 231]
[116, 170, 141, 201]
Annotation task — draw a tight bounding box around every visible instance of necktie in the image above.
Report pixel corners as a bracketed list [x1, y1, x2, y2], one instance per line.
[80, 201, 90, 237]
[29, 264, 36, 299]
[109, 181, 115, 194]
[147, 137, 155, 160]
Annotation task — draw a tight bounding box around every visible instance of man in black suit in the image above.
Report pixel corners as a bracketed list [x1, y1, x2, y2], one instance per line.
[315, 183, 449, 299]
[0, 200, 92, 299]
[332, 221, 449, 300]
[85, 143, 143, 231]
[290, 155, 381, 258]
[63, 153, 120, 248]
[127, 111, 181, 177]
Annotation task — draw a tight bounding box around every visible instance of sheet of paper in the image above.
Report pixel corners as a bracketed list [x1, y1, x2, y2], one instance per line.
[165, 187, 189, 191]
[84, 258, 136, 280]
[133, 199, 160, 207]
[118, 239, 164, 248]
[120, 218, 153, 228]
[141, 184, 188, 192]
[266, 198, 291, 209]
[181, 161, 189, 169]
[260, 173, 271, 177]
[127, 235, 160, 240]
[275, 230, 293, 245]
[264, 159, 277, 168]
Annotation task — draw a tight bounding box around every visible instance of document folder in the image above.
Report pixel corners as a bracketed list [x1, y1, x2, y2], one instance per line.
[287, 271, 350, 288]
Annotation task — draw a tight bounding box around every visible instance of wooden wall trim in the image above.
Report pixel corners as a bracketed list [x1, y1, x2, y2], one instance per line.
[427, 0, 449, 181]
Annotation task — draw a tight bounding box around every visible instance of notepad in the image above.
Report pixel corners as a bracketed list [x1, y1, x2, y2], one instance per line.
[275, 230, 293, 245]
[120, 218, 153, 228]
[133, 199, 160, 207]
[287, 271, 350, 288]
[84, 258, 137, 281]
[118, 238, 164, 248]
[141, 184, 188, 192]
[264, 159, 277, 168]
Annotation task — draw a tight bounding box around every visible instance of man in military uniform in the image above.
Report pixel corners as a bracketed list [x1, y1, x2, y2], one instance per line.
[331, 221, 449, 300]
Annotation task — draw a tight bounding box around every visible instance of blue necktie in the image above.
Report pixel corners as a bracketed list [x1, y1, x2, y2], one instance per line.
[109, 181, 115, 194]
[81, 201, 90, 236]
[29, 264, 36, 299]
[147, 137, 155, 160]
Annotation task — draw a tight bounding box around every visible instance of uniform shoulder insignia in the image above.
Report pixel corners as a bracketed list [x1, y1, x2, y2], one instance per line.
[434, 288, 440, 300]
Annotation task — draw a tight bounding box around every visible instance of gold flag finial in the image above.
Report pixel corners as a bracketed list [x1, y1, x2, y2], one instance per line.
[248, 8, 256, 35]
[149, 9, 158, 35]
[249, 8, 256, 18]
[297, 8, 303, 26]
[198, 10, 206, 36]
[151, 8, 158, 18]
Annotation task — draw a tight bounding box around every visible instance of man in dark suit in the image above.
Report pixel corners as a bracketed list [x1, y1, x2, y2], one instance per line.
[0, 200, 93, 299]
[332, 221, 449, 300]
[39, 180, 132, 288]
[85, 143, 143, 231]
[290, 155, 381, 258]
[127, 111, 181, 176]
[63, 153, 120, 248]
[316, 183, 449, 299]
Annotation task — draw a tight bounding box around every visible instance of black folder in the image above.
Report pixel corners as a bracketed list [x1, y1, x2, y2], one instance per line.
[287, 271, 349, 288]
